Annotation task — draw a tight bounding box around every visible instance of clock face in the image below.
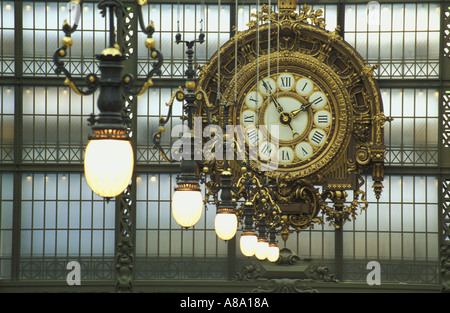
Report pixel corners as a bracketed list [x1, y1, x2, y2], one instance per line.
[236, 69, 341, 177]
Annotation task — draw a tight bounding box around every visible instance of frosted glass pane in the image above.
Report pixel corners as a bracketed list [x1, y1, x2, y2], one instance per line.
[57, 202, 68, 229]
[402, 204, 414, 231]
[160, 201, 171, 228]
[428, 31, 440, 60]
[392, 4, 404, 32]
[45, 202, 56, 228]
[148, 176, 159, 201]
[80, 230, 91, 255]
[402, 118, 414, 146]
[356, 5, 367, 32]
[414, 119, 427, 146]
[81, 202, 92, 228]
[367, 33, 379, 59]
[391, 32, 403, 59]
[404, 32, 416, 60]
[136, 230, 147, 255]
[379, 5, 391, 31]
[344, 6, 355, 32]
[56, 230, 68, 256]
[45, 230, 56, 255]
[429, 5, 440, 31]
[1, 30, 14, 56]
[402, 233, 414, 258]
[92, 203, 104, 229]
[378, 203, 390, 232]
[379, 33, 391, 60]
[414, 204, 426, 232]
[0, 231, 12, 257]
[171, 230, 182, 255]
[32, 230, 44, 255]
[159, 230, 171, 256]
[20, 230, 32, 256]
[2, 2, 15, 28]
[148, 201, 159, 228]
[92, 230, 104, 255]
[69, 202, 80, 228]
[21, 202, 32, 228]
[136, 202, 147, 229]
[0, 201, 12, 229]
[68, 230, 80, 255]
[404, 4, 416, 32]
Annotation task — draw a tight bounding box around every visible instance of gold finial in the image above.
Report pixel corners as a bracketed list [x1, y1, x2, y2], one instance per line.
[101, 47, 122, 57]
[277, 0, 298, 11]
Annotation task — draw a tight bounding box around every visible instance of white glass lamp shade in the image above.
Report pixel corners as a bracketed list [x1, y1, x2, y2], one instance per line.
[240, 232, 257, 257]
[255, 239, 269, 260]
[172, 188, 203, 228]
[267, 244, 280, 262]
[215, 211, 238, 241]
[84, 139, 134, 198]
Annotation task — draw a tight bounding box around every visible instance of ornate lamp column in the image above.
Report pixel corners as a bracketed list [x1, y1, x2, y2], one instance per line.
[171, 32, 205, 228]
[53, 0, 163, 292]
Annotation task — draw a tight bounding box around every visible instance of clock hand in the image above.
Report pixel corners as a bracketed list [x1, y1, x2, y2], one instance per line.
[270, 95, 284, 114]
[289, 101, 312, 119]
[261, 79, 284, 113]
[288, 123, 299, 138]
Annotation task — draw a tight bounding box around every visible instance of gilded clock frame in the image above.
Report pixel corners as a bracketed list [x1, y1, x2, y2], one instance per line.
[195, 2, 389, 232]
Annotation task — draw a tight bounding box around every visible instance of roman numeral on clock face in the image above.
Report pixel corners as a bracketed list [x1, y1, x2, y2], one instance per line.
[309, 92, 327, 109]
[241, 110, 257, 127]
[314, 110, 331, 127]
[309, 129, 326, 146]
[278, 147, 294, 164]
[277, 73, 294, 91]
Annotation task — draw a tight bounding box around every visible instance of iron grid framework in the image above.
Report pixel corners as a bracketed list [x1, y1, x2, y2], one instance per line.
[0, 0, 448, 288]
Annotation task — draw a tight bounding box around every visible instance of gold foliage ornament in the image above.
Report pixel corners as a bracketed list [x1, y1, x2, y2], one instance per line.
[196, 0, 389, 240]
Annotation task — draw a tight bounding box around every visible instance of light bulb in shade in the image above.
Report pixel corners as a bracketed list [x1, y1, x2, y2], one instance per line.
[214, 211, 238, 241]
[267, 244, 280, 262]
[255, 239, 269, 260]
[240, 232, 257, 257]
[84, 139, 134, 198]
[172, 187, 203, 228]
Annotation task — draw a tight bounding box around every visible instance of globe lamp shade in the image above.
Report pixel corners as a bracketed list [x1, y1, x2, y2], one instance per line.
[172, 185, 203, 228]
[255, 238, 269, 260]
[267, 244, 280, 262]
[214, 211, 238, 241]
[84, 139, 134, 198]
[240, 232, 257, 257]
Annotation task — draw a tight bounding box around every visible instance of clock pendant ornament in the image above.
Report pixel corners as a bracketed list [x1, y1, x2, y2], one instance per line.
[196, 0, 390, 240]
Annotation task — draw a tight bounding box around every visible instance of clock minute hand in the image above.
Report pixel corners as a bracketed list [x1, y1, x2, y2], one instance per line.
[261, 80, 284, 113]
[270, 94, 284, 113]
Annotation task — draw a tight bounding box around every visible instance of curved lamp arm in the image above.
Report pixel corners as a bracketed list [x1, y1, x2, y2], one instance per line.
[53, 20, 99, 96]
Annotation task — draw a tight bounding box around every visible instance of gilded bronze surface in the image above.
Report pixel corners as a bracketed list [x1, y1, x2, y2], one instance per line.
[195, 1, 388, 238]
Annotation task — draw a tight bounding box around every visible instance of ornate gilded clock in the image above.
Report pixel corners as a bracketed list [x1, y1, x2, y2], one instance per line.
[195, 1, 390, 237]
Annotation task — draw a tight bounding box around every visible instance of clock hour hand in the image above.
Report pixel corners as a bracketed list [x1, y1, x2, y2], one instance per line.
[289, 101, 312, 119]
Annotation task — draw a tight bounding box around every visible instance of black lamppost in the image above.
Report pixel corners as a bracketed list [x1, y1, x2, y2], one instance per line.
[53, 0, 163, 199]
[170, 32, 206, 228]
